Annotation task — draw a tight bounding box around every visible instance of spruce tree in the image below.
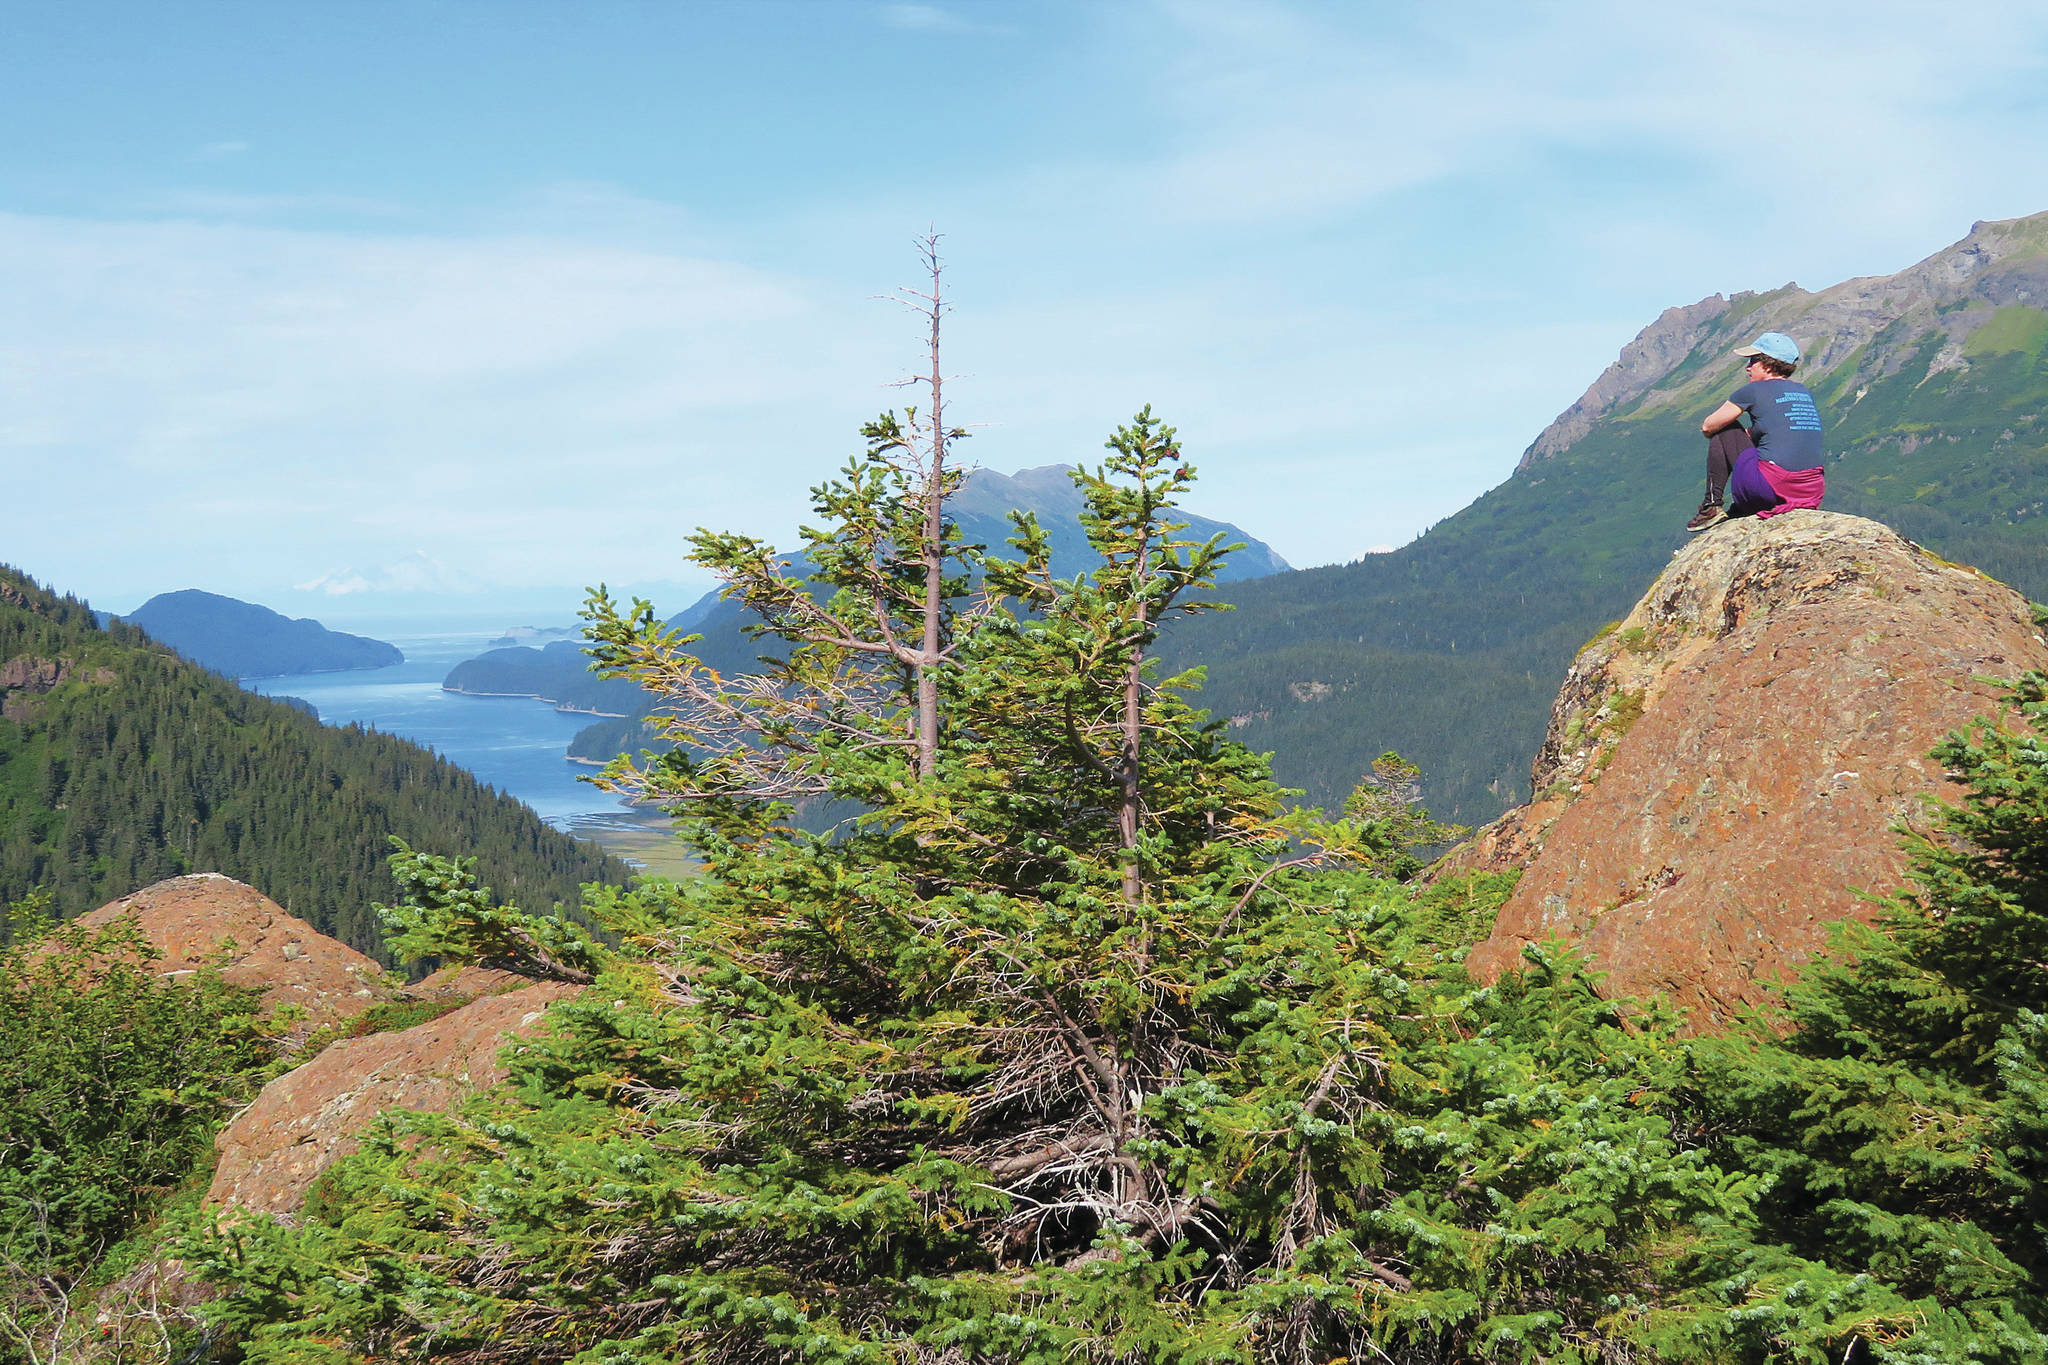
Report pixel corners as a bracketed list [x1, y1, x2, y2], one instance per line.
[185, 403, 1755, 1364]
[581, 234, 971, 826]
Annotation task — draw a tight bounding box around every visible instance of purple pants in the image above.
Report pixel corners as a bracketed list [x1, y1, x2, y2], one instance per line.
[1708, 427, 1782, 517]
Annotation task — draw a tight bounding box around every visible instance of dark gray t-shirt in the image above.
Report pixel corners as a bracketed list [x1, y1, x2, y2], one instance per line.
[1731, 378, 1825, 470]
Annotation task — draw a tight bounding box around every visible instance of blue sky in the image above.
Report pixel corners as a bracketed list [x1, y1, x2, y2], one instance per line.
[5, 1, 2047, 623]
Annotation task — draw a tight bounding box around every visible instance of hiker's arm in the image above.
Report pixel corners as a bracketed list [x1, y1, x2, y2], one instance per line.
[1700, 401, 1744, 436]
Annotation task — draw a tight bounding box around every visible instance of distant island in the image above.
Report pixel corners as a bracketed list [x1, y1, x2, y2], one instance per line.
[442, 638, 636, 715]
[124, 590, 403, 680]
[486, 625, 579, 649]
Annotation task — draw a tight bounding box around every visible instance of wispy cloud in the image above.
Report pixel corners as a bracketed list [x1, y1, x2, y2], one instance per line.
[488, 182, 711, 252]
[0, 204, 889, 600]
[141, 190, 412, 221]
[877, 4, 986, 33]
[296, 552, 475, 596]
[194, 139, 250, 161]
[8, 0, 2048, 610]
[1117, 0, 2048, 247]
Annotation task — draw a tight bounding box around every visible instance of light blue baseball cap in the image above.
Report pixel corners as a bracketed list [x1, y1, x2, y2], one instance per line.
[1734, 331, 1801, 365]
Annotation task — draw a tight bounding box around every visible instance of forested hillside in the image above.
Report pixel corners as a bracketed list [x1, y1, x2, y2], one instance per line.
[0, 567, 628, 955]
[1167, 210, 2048, 825]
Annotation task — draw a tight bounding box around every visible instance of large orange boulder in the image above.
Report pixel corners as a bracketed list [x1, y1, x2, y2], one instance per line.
[79, 874, 385, 1029]
[207, 980, 580, 1215]
[1459, 511, 2048, 1026]
[71, 873, 582, 1224]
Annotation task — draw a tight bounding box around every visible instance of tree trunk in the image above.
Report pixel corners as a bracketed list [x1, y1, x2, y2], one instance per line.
[915, 242, 946, 783]
[1120, 521, 1150, 906]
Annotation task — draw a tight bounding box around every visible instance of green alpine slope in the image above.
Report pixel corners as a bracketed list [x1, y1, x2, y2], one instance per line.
[0, 566, 630, 955]
[1165, 211, 2048, 826]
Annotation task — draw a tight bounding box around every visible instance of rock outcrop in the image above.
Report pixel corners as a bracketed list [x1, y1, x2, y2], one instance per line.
[1458, 511, 2048, 1024]
[207, 980, 578, 1214]
[72, 873, 583, 1218]
[78, 874, 385, 1029]
[0, 654, 114, 722]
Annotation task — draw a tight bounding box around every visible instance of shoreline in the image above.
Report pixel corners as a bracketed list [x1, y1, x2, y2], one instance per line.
[234, 658, 405, 681]
[439, 684, 628, 718]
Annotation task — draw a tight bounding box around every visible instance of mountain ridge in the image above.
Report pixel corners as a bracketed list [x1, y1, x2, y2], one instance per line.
[447, 461, 1291, 747]
[1163, 209, 2048, 826]
[1524, 212, 2048, 464]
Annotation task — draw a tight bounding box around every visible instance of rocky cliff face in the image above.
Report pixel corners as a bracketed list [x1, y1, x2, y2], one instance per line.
[1520, 295, 1736, 463]
[0, 654, 114, 722]
[1457, 511, 2048, 1024]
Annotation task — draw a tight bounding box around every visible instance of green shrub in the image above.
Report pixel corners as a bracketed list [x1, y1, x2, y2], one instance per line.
[0, 895, 272, 1273]
[338, 996, 467, 1039]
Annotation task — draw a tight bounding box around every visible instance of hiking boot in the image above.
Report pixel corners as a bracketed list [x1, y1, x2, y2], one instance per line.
[1685, 502, 1727, 533]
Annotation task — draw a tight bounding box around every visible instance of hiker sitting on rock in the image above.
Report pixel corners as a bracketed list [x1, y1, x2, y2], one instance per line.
[1687, 331, 1827, 533]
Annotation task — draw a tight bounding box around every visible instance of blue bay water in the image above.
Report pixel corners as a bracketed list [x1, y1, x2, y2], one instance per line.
[244, 628, 634, 831]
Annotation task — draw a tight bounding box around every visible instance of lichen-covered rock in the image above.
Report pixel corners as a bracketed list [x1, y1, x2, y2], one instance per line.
[406, 962, 537, 1003]
[77, 874, 386, 1029]
[1459, 510, 2048, 1026]
[206, 981, 578, 1215]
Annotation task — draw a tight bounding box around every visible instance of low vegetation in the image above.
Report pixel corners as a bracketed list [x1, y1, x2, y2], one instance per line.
[0, 898, 276, 1364]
